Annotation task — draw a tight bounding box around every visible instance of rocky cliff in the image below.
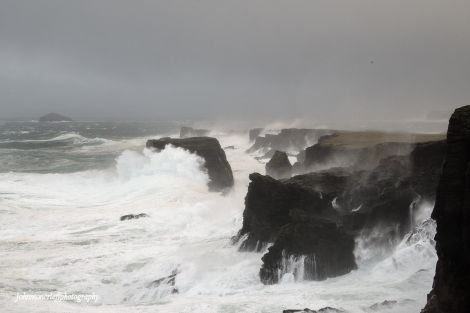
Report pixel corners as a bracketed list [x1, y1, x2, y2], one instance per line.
[146, 137, 234, 191]
[422, 106, 470, 313]
[266, 151, 292, 179]
[247, 128, 331, 156]
[302, 131, 445, 173]
[236, 138, 446, 285]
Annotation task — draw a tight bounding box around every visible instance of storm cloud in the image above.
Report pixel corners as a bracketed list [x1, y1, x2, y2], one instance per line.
[1, 0, 469, 121]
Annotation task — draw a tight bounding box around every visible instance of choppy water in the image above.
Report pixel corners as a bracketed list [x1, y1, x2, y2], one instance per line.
[0, 122, 437, 313]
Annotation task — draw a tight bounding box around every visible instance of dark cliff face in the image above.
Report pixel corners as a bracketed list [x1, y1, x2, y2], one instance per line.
[266, 151, 293, 179]
[423, 106, 470, 313]
[260, 215, 357, 284]
[146, 137, 234, 192]
[236, 139, 446, 285]
[303, 141, 414, 172]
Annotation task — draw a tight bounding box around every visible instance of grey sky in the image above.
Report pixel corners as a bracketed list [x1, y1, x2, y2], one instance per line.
[1, 0, 469, 121]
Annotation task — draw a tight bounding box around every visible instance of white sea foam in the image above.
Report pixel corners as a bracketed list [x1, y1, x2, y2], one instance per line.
[0, 133, 436, 313]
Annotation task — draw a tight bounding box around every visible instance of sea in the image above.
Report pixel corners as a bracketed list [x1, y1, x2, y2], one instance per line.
[0, 121, 438, 313]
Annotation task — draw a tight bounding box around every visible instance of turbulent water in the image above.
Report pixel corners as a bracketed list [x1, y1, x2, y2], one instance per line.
[0, 121, 437, 313]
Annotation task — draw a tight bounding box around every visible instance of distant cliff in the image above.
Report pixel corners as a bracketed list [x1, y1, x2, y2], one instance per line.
[422, 106, 470, 313]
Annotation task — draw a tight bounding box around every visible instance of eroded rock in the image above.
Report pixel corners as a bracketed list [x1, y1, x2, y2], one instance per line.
[146, 137, 234, 191]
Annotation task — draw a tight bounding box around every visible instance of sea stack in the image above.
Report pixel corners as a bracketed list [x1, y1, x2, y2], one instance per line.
[422, 105, 470, 313]
[146, 137, 234, 192]
[265, 151, 292, 179]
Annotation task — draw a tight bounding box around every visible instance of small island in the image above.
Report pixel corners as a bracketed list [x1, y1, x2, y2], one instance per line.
[39, 113, 74, 122]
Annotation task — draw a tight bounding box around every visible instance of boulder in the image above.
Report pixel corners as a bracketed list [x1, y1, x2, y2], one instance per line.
[180, 126, 209, 138]
[266, 151, 292, 179]
[39, 113, 73, 122]
[146, 137, 234, 191]
[422, 105, 470, 313]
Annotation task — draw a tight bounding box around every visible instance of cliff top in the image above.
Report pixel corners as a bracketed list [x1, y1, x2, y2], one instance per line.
[319, 130, 445, 149]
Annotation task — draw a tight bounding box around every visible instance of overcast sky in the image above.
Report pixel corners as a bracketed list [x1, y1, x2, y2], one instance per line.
[1, 0, 469, 121]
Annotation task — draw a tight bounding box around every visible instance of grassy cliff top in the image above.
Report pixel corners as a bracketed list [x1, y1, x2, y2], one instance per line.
[319, 131, 446, 148]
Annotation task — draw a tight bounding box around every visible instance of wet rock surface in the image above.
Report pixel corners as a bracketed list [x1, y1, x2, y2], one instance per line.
[146, 137, 234, 191]
[266, 151, 293, 179]
[423, 105, 470, 313]
[148, 269, 179, 294]
[120, 213, 149, 221]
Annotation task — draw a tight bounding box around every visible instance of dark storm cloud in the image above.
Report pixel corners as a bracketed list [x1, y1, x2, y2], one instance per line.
[1, 0, 469, 121]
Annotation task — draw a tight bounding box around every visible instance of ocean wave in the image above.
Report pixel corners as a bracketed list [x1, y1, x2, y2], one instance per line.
[0, 132, 113, 149]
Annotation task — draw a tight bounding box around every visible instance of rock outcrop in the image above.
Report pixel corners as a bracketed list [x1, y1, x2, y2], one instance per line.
[266, 151, 292, 179]
[180, 126, 209, 138]
[120, 213, 149, 221]
[247, 128, 331, 156]
[236, 138, 446, 285]
[422, 106, 470, 313]
[39, 113, 73, 122]
[304, 141, 413, 172]
[249, 128, 264, 142]
[260, 216, 356, 283]
[146, 137, 234, 191]
[148, 269, 179, 294]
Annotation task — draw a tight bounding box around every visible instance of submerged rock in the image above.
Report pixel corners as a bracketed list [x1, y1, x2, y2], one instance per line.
[422, 105, 470, 313]
[120, 213, 149, 221]
[39, 113, 73, 122]
[369, 299, 415, 311]
[146, 137, 234, 191]
[179, 126, 209, 138]
[148, 269, 179, 294]
[266, 151, 292, 179]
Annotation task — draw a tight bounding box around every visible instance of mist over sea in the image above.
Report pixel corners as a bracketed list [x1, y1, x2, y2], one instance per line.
[0, 121, 439, 313]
